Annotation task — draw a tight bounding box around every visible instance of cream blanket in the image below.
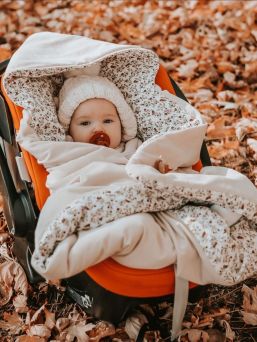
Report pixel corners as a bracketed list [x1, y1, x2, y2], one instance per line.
[4, 32, 257, 338]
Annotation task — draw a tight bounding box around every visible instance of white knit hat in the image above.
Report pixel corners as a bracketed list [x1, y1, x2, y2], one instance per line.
[58, 75, 137, 141]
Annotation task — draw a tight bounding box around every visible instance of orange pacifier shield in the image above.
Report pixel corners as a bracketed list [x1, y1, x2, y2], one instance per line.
[89, 131, 111, 147]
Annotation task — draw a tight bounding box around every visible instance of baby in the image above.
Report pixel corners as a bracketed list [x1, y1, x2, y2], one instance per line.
[58, 75, 170, 173]
[58, 75, 137, 149]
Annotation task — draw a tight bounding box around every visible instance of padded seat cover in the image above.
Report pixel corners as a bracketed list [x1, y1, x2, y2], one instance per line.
[1, 65, 198, 296]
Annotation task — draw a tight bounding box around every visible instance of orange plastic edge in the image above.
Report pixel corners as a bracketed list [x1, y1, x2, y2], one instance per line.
[1, 78, 50, 209]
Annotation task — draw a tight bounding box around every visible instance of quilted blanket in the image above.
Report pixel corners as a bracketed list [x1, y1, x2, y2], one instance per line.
[3, 32, 257, 338]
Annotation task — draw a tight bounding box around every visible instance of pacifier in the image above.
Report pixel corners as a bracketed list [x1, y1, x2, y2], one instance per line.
[89, 131, 111, 147]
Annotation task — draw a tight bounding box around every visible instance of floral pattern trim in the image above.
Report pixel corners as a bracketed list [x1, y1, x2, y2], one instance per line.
[4, 49, 201, 142]
[32, 179, 257, 284]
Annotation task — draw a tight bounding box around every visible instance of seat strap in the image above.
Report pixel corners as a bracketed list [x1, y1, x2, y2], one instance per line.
[171, 274, 189, 340]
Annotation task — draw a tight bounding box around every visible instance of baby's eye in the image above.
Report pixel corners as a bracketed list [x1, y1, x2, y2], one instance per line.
[104, 119, 113, 124]
[80, 121, 91, 126]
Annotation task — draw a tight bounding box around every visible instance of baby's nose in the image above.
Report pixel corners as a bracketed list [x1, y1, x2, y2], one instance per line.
[93, 121, 104, 131]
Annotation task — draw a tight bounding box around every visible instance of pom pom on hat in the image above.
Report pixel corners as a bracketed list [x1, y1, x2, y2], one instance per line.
[58, 75, 137, 142]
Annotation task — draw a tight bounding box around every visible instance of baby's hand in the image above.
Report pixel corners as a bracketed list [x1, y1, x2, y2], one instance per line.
[154, 159, 172, 174]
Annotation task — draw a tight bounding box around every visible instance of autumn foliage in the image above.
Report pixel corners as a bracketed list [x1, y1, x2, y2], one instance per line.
[0, 0, 257, 341]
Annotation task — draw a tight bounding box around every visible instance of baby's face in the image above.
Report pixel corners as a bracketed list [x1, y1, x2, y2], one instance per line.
[69, 98, 122, 148]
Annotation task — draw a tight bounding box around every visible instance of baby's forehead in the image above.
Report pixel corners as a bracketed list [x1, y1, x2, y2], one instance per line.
[72, 99, 120, 119]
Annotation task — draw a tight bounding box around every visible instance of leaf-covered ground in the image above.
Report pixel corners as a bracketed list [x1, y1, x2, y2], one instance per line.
[0, 1, 257, 341]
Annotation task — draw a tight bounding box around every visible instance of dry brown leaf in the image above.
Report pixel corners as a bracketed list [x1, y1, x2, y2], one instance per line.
[0, 208, 10, 243]
[13, 294, 29, 313]
[0, 312, 24, 335]
[220, 320, 235, 341]
[216, 90, 238, 103]
[54, 309, 95, 342]
[88, 321, 116, 341]
[207, 117, 235, 140]
[15, 336, 45, 342]
[27, 324, 51, 339]
[189, 307, 229, 330]
[33, 2, 51, 17]
[194, 88, 214, 102]
[56, 317, 70, 332]
[0, 232, 10, 243]
[44, 307, 56, 330]
[247, 138, 257, 160]
[179, 328, 209, 342]
[241, 284, 257, 326]
[0, 46, 11, 62]
[178, 59, 198, 78]
[125, 312, 148, 340]
[192, 299, 204, 317]
[217, 62, 237, 74]
[0, 260, 28, 307]
[139, 10, 163, 37]
[59, 321, 95, 342]
[243, 60, 257, 80]
[208, 140, 246, 168]
[241, 311, 257, 326]
[209, 100, 238, 111]
[235, 118, 257, 141]
[240, 102, 256, 118]
[206, 328, 225, 342]
[27, 304, 55, 330]
[180, 74, 214, 93]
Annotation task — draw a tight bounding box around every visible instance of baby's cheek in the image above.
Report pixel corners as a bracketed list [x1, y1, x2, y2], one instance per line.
[79, 127, 91, 142]
[70, 126, 88, 143]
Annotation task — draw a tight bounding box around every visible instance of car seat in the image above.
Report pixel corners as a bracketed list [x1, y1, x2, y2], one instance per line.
[0, 58, 211, 326]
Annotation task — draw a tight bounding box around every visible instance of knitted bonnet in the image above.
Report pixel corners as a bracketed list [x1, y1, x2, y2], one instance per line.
[58, 75, 137, 141]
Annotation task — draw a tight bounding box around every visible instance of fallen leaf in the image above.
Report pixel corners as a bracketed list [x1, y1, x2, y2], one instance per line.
[247, 138, 257, 160]
[194, 88, 214, 102]
[15, 336, 45, 342]
[207, 117, 235, 140]
[235, 118, 257, 141]
[44, 307, 56, 330]
[54, 309, 95, 342]
[209, 100, 238, 111]
[0, 312, 24, 335]
[178, 59, 198, 78]
[0, 232, 9, 243]
[193, 299, 204, 317]
[206, 328, 225, 342]
[27, 324, 51, 339]
[241, 311, 257, 326]
[60, 321, 94, 342]
[0, 46, 11, 62]
[0, 261, 28, 307]
[241, 284, 257, 325]
[216, 90, 238, 102]
[13, 294, 29, 313]
[220, 320, 235, 341]
[179, 328, 209, 342]
[216, 62, 237, 73]
[125, 312, 148, 340]
[56, 317, 70, 332]
[88, 321, 116, 341]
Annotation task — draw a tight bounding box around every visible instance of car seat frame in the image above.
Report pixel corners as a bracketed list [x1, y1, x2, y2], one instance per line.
[0, 58, 211, 325]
